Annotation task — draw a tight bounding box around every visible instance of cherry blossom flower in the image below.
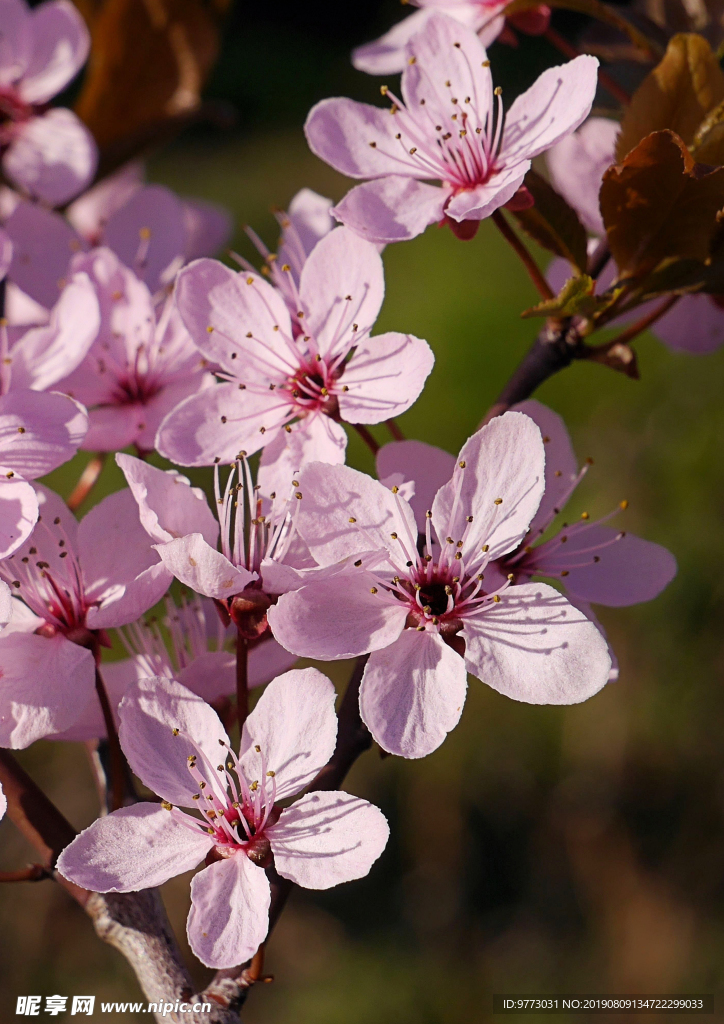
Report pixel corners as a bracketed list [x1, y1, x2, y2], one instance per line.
[0, 0, 97, 206]
[54, 248, 215, 453]
[53, 594, 298, 742]
[0, 781, 5, 820]
[0, 227, 11, 280]
[3, 171, 231, 310]
[547, 117, 724, 354]
[58, 669, 390, 967]
[268, 412, 612, 758]
[117, 452, 321, 639]
[353, 0, 551, 77]
[157, 225, 434, 473]
[374, 403, 677, 680]
[0, 484, 172, 748]
[305, 14, 598, 243]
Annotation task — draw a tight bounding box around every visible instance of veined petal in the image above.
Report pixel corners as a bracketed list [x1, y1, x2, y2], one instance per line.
[155, 534, 256, 601]
[20, 0, 90, 104]
[257, 414, 347, 500]
[57, 803, 212, 892]
[359, 628, 467, 757]
[352, 8, 436, 75]
[461, 582, 611, 703]
[117, 453, 218, 547]
[103, 184, 186, 293]
[0, 473, 38, 559]
[118, 674, 230, 805]
[4, 108, 97, 207]
[238, 667, 338, 800]
[268, 572, 407, 660]
[333, 178, 447, 244]
[269, 791, 389, 888]
[376, 439, 456, 533]
[512, 400, 579, 537]
[445, 162, 530, 222]
[187, 854, 271, 969]
[339, 331, 434, 424]
[546, 117, 618, 235]
[0, 389, 88, 478]
[432, 411, 545, 560]
[4, 199, 82, 309]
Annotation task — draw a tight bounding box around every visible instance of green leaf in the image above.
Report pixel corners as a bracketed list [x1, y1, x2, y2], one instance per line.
[521, 274, 598, 318]
[511, 170, 589, 274]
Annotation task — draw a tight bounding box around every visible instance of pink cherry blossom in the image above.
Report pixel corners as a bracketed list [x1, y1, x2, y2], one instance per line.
[0, 0, 97, 206]
[546, 118, 724, 354]
[0, 484, 172, 748]
[3, 173, 231, 310]
[353, 1, 550, 76]
[117, 452, 322, 635]
[305, 14, 598, 243]
[54, 248, 215, 453]
[53, 594, 298, 742]
[57, 669, 390, 967]
[157, 225, 434, 470]
[268, 412, 612, 758]
[0, 781, 5, 820]
[0, 227, 11, 280]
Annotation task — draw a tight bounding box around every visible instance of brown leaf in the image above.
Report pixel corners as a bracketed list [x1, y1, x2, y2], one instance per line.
[585, 340, 640, 378]
[616, 33, 724, 160]
[601, 129, 724, 275]
[74, 0, 225, 164]
[512, 169, 589, 273]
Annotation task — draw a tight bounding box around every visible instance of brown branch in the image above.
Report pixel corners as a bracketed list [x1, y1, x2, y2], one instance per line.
[353, 423, 380, 455]
[491, 210, 554, 301]
[595, 294, 678, 349]
[94, 665, 127, 812]
[202, 656, 372, 1013]
[67, 453, 106, 511]
[0, 864, 51, 883]
[236, 633, 249, 730]
[385, 419, 405, 442]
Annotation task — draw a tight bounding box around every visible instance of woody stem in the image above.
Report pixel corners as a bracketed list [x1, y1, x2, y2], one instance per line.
[491, 210, 554, 301]
[67, 453, 106, 512]
[353, 423, 380, 455]
[236, 632, 249, 730]
[94, 664, 127, 812]
[594, 295, 678, 349]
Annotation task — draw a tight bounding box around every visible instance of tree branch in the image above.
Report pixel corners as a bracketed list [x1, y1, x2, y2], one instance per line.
[492, 210, 554, 301]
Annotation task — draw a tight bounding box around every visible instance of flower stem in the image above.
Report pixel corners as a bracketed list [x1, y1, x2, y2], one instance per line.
[94, 665, 127, 812]
[491, 210, 554, 301]
[236, 632, 249, 731]
[67, 453, 106, 512]
[0, 864, 50, 883]
[595, 294, 678, 349]
[543, 26, 631, 107]
[353, 423, 380, 455]
[385, 418, 405, 442]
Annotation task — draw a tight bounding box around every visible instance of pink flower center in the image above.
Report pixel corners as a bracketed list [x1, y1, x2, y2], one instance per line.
[165, 732, 279, 865]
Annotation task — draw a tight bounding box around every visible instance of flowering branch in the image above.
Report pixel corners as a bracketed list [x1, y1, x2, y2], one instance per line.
[491, 211, 555, 301]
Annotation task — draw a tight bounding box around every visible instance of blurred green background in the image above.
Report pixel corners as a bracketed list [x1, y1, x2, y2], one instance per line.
[2, 3, 724, 1021]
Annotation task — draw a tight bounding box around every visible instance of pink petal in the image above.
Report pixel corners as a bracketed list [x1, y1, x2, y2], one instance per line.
[511, 399, 578, 536]
[118, 674, 230, 805]
[401, 10, 492, 116]
[174, 258, 293, 378]
[57, 803, 212, 892]
[155, 534, 256, 601]
[182, 198, 233, 262]
[116, 453, 218, 547]
[0, 228, 12, 280]
[282, 188, 335, 261]
[0, 581, 12, 627]
[546, 116, 618, 235]
[157, 380, 291, 467]
[268, 571, 407, 660]
[269, 791, 389, 888]
[339, 331, 434, 424]
[445, 161, 530, 222]
[248, 637, 298, 688]
[0, 474, 38, 558]
[20, 0, 90, 104]
[238, 667, 338, 800]
[461, 581, 611, 703]
[103, 184, 186, 292]
[501, 55, 599, 165]
[333, 178, 447, 244]
[295, 460, 418, 566]
[0, 0, 32, 87]
[4, 199, 83, 309]
[177, 651, 236, 703]
[565, 594, 619, 683]
[187, 854, 270, 969]
[531, 526, 677, 607]
[66, 161, 144, 242]
[4, 108, 98, 207]
[51, 656, 136, 742]
[376, 439, 456, 533]
[359, 627, 467, 757]
[432, 411, 545, 560]
[0, 781, 6, 820]
[0, 632, 95, 747]
[299, 227, 385, 357]
[78, 489, 171, 627]
[0, 389, 86, 478]
[10, 271, 100, 390]
[257, 414, 347, 500]
[81, 405, 145, 452]
[352, 8, 436, 75]
[652, 293, 724, 354]
[305, 97, 430, 180]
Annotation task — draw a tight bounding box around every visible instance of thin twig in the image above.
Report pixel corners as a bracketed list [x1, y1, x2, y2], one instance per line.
[491, 210, 554, 301]
[94, 665, 126, 812]
[385, 419, 405, 442]
[543, 26, 631, 107]
[353, 423, 381, 455]
[594, 294, 678, 349]
[0, 864, 51, 883]
[236, 632, 249, 730]
[67, 453, 106, 512]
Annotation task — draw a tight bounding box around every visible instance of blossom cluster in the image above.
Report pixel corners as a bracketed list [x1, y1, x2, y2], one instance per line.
[0, 0, 690, 974]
